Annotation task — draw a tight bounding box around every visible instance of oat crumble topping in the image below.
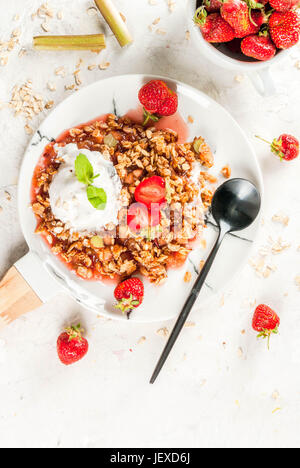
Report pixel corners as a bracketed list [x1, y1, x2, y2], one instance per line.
[32, 115, 214, 284]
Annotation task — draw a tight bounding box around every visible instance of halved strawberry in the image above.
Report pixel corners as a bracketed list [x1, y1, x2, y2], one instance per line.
[127, 202, 161, 233]
[134, 176, 166, 209]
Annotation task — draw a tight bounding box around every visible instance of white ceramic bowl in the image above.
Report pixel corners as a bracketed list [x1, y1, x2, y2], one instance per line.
[188, 0, 291, 95]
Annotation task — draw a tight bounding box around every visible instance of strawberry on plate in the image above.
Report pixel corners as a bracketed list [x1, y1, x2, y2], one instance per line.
[57, 324, 89, 366]
[138, 80, 178, 126]
[127, 202, 161, 233]
[252, 304, 280, 349]
[194, 9, 236, 43]
[134, 176, 166, 209]
[241, 34, 276, 61]
[256, 133, 299, 160]
[269, 0, 300, 13]
[269, 10, 300, 49]
[114, 278, 144, 315]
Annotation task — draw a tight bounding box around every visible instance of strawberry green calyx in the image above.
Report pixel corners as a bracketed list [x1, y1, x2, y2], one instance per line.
[115, 294, 140, 314]
[257, 325, 279, 350]
[246, 0, 265, 25]
[193, 6, 208, 26]
[65, 324, 84, 342]
[259, 27, 270, 37]
[271, 138, 285, 160]
[143, 108, 160, 126]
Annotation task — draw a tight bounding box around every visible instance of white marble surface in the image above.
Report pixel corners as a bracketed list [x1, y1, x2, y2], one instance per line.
[1, 0, 300, 449]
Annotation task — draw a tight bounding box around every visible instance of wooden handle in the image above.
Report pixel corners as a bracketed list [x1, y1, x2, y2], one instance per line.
[0, 267, 42, 330]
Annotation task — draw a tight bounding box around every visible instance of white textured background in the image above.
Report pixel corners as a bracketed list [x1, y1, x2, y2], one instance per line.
[1, 0, 300, 449]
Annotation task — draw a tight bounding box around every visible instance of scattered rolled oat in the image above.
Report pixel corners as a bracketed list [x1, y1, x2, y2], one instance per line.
[88, 64, 97, 71]
[272, 213, 289, 226]
[57, 11, 63, 20]
[184, 271, 192, 283]
[221, 165, 231, 179]
[9, 81, 44, 133]
[156, 29, 167, 35]
[184, 321, 195, 328]
[235, 74, 244, 83]
[41, 22, 50, 32]
[270, 237, 290, 255]
[185, 30, 191, 41]
[25, 124, 34, 135]
[47, 82, 56, 92]
[0, 56, 8, 67]
[156, 327, 169, 337]
[237, 347, 243, 358]
[18, 48, 27, 57]
[45, 100, 54, 110]
[187, 115, 194, 124]
[55, 66, 66, 77]
[4, 191, 11, 201]
[295, 276, 300, 290]
[167, 0, 176, 12]
[99, 62, 110, 70]
[65, 84, 76, 91]
[272, 391, 280, 400]
[12, 29, 21, 38]
[138, 336, 146, 344]
[153, 17, 161, 25]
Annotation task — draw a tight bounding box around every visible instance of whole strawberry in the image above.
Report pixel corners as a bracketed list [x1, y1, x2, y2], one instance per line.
[203, 0, 223, 12]
[269, 10, 300, 49]
[221, 0, 264, 38]
[194, 9, 235, 43]
[252, 304, 280, 349]
[57, 324, 89, 366]
[269, 0, 300, 13]
[114, 278, 144, 316]
[241, 34, 276, 60]
[235, 10, 267, 38]
[256, 134, 300, 160]
[138, 80, 178, 126]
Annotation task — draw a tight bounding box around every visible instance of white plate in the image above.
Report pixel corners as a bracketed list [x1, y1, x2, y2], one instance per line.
[18, 74, 263, 323]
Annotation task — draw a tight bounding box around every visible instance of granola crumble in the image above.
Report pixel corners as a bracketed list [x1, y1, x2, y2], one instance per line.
[31, 115, 214, 285]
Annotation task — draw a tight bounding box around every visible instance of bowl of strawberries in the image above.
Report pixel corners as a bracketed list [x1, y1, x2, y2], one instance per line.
[189, 0, 300, 95]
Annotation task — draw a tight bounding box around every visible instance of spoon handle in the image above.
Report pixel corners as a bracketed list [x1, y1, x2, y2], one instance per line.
[150, 228, 227, 384]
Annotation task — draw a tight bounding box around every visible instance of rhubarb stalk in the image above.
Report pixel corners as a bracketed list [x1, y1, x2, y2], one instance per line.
[33, 35, 106, 52]
[94, 0, 133, 48]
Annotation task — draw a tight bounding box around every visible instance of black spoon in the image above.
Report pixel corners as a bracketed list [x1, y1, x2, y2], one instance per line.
[150, 178, 261, 384]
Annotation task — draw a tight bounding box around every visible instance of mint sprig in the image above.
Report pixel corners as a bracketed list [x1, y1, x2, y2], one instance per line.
[75, 153, 107, 211]
[75, 153, 99, 185]
[87, 186, 107, 210]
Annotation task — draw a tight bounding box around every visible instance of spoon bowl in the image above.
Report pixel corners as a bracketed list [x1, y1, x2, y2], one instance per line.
[212, 178, 261, 233]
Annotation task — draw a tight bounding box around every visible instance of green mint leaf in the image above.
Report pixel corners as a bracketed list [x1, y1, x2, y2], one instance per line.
[75, 153, 95, 185]
[87, 185, 107, 210]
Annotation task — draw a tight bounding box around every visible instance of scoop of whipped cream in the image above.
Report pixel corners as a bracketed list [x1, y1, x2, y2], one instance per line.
[49, 143, 122, 233]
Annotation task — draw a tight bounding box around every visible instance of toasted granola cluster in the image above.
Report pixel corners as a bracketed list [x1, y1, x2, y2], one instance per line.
[32, 114, 214, 285]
